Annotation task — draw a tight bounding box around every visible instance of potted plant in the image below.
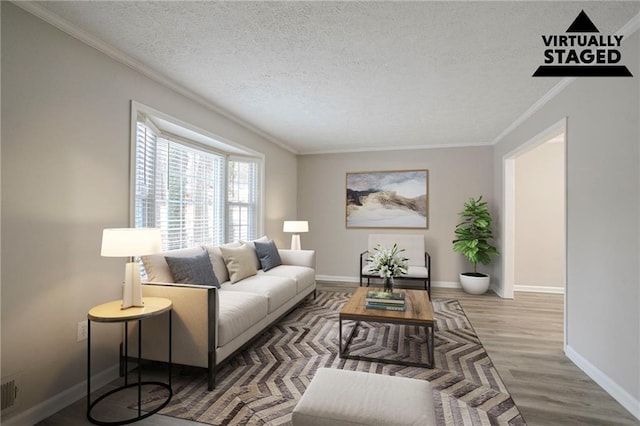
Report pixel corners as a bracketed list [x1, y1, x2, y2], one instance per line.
[368, 243, 409, 293]
[453, 196, 499, 294]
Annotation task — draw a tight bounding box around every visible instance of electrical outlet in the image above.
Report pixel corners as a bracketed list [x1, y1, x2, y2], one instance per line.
[77, 321, 88, 342]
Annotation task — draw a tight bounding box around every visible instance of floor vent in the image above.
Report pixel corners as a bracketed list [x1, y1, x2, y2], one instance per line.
[1, 374, 20, 414]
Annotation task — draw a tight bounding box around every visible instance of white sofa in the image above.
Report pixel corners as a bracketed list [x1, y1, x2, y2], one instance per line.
[131, 240, 316, 390]
[360, 234, 431, 294]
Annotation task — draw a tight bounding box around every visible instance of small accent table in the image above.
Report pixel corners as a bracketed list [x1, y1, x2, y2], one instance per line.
[87, 297, 173, 425]
[339, 287, 435, 368]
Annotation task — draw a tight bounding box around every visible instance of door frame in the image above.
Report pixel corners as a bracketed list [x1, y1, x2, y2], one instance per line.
[501, 117, 567, 345]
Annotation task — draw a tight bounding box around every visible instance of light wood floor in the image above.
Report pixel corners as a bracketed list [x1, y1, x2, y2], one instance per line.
[37, 284, 638, 426]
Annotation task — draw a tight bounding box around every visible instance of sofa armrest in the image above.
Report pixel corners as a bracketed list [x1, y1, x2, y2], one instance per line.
[279, 249, 316, 269]
[140, 282, 217, 369]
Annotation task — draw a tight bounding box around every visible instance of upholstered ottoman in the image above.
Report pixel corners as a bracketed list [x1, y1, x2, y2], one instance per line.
[292, 368, 436, 426]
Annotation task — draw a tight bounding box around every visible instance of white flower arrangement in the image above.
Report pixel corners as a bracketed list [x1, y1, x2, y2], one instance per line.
[368, 243, 409, 279]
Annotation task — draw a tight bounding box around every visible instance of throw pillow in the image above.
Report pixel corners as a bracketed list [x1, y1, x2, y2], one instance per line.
[254, 240, 282, 272]
[142, 247, 203, 282]
[240, 236, 269, 270]
[203, 241, 241, 284]
[219, 243, 258, 283]
[165, 251, 220, 288]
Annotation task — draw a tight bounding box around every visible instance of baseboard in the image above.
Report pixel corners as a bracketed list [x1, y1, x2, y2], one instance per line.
[315, 275, 460, 289]
[432, 281, 462, 289]
[2, 364, 120, 426]
[514, 284, 565, 294]
[565, 345, 640, 421]
[316, 274, 359, 283]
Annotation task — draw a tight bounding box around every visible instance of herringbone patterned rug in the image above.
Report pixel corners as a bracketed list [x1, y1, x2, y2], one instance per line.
[141, 291, 525, 425]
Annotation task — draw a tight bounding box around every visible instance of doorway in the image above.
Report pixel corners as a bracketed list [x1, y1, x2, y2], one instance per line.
[502, 118, 567, 342]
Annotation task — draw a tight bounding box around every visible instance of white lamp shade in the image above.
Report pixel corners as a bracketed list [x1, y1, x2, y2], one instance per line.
[283, 221, 309, 233]
[101, 228, 162, 257]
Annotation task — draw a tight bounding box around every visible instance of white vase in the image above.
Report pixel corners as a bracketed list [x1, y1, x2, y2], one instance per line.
[459, 273, 490, 295]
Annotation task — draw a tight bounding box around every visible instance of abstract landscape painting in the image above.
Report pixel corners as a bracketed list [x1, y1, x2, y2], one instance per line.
[346, 169, 428, 228]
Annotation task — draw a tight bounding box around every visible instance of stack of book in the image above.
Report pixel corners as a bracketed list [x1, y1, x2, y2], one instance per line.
[365, 291, 406, 311]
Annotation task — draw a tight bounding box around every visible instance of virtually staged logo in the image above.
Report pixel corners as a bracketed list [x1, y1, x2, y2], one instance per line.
[533, 10, 632, 77]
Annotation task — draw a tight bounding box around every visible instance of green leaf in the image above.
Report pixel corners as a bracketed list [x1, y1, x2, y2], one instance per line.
[452, 195, 499, 268]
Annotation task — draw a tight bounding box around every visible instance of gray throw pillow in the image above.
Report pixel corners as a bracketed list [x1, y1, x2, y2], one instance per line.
[254, 240, 282, 272]
[165, 251, 220, 288]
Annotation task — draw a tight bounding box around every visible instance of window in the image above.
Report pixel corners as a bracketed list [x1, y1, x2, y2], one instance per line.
[227, 158, 259, 241]
[133, 109, 262, 251]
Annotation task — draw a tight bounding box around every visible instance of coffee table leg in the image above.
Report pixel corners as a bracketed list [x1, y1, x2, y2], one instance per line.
[339, 316, 343, 355]
[427, 324, 434, 367]
[340, 320, 360, 359]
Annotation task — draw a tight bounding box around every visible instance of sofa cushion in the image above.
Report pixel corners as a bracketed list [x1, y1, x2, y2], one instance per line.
[217, 291, 268, 347]
[142, 247, 204, 283]
[254, 240, 282, 272]
[165, 251, 219, 287]
[204, 242, 241, 284]
[262, 265, 315, 294]
[219, 243, 258, 283]
[362, 264, 428, 279]
[407, 265, 429, 278]
[221, 274, 297, 314]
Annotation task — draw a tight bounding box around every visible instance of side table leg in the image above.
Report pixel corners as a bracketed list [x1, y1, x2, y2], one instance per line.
[137, 319, 142, 417]
[169, 311, 172, 389]
[86, 319, 91, 417]
[124, 323, 128, 386]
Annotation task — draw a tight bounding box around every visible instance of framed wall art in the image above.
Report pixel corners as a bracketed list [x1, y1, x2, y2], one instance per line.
[346, 169, 428, 229]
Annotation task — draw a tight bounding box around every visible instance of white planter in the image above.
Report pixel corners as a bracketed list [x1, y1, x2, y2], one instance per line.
[459, 273, 490, 295]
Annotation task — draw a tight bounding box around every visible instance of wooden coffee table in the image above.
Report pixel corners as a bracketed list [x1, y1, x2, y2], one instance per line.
[339, 287, 434, 368]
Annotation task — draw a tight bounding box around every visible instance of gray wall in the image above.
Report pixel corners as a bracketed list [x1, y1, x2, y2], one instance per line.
[1, 3, 297, 420]
[297, 146, 494, 284]
[493, 31, 639, 413]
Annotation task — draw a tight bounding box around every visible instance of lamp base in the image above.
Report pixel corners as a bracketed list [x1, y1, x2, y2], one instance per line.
[122, 262, 144, 309]
[290, 234, 301, 250]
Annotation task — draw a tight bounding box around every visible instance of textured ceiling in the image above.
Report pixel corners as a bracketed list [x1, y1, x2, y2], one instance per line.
[30, 1, 640, 154]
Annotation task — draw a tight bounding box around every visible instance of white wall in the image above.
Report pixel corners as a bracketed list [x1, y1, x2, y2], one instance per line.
[493, 31, 639, 418]
[297, 146, 494, 284]
[515, 140, 565, 291]
[0, 3, 297, 422]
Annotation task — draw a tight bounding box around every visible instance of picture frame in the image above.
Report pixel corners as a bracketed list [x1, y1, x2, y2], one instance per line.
[346, 169, 429, 229]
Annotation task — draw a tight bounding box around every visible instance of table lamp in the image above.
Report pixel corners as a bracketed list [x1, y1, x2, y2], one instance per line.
[283, 221, 308, 250]
[101, 228, 162, 309]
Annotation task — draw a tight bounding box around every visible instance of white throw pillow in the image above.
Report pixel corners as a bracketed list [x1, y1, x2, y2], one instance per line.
[204, 241, 241, 283]
[240, 235, 269, 270]
[219, 243, 258, 283]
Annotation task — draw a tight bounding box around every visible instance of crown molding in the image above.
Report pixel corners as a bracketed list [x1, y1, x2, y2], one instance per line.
[14, 1, 640, 155]
[12, 1, 299, 155]
[490, 77, 575, 146]
[301, 141, 492, 156]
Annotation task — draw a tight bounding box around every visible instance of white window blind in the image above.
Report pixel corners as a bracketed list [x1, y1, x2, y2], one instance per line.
[134, 116, 158, 230]
[134, 113, 260, 251]
[227, 158, 259, 242]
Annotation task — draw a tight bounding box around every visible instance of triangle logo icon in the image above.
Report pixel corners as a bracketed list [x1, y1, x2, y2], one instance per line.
[566, 10, 599, 33]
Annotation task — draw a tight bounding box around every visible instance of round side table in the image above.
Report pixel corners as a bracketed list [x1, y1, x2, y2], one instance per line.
[87, 297, 173, 425]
